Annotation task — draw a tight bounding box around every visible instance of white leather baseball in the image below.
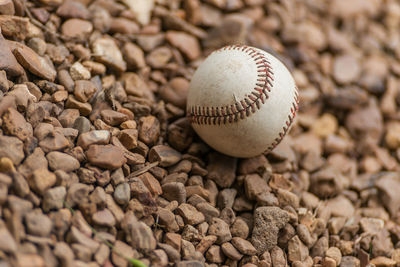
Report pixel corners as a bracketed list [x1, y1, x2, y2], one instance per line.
[187, 45, 299, 158]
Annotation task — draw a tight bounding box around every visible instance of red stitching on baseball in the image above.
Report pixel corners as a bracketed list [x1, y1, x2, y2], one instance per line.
[265, 87, 299, 153]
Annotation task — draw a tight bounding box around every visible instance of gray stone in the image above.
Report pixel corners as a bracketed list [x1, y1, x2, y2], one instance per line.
[251, 207, 290, 254]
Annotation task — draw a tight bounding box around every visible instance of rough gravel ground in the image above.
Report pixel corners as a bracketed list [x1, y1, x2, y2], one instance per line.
[0, 0, 400, 267]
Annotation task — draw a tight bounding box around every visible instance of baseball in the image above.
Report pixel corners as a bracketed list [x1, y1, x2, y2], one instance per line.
[186, 45, 299, 158]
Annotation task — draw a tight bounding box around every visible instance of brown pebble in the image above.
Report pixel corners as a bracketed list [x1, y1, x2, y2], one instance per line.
[2, 107, 33, 141]
[176, 203, 205, 225]
[86, 144, 126, 170]
[149, 145, 182, 167]
[61, 18, 93, 39]
[221, 242, 242, 260]
[13, 44, 56, 81]
[166, 31, 201, 60]
[139, 115, 160, 145]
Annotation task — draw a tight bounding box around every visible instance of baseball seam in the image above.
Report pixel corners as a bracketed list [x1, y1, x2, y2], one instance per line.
[187, 44, 299, 152]
[188, 45, 274, 125]
[266, 90, 299, 152]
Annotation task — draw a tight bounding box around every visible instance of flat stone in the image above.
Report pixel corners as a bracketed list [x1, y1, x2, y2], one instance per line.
[100, 109, 128, 126]
[74, 80, 97, 102]
[244, 174, 269, 200]
[162, 182, 186, 203]
[158, 243, 180, 263]
[58, 69, 75, 92]
[0, 226, 17, 253]
[325, 195, 355, 218]
[151, 249, 168, 267]
[0, 30, 23, 76]
[159, 77, 189, 109]
[196, 202, 218, 221]
[54, 242, 74, 266]
[15, 254, 45, 267]
[125, 213, 157, 252]
[181, 239, 197, 260]
[149, 145, 182, 167]
[92, 209, 116, 227]
[221, 242, 242, 260]
[156, 207, 179, 232]
[2, 107, 33, 141]
[164, 232, 181, 252]
[231, 217, 250, 239]
[113, 183, 130, 205]
[340, 256, 360, 267]
[73, 116, 91, 134]
[154, 6, 206, 38]
[146, 46, 172, 68]
[288, 235, 309, 262]
[47, 151, 80, 172]
[25, 211, 53, 237]
[0, 69, 8, 91]
[46, 43, 70, 65]
[139, 115, 160, 145]
[375, 173, 400, 216]
[58, 109, 80, 128]
[77, 130, 110, 149]
[330, 0, 377, 18]
[109, 17, 140, 35]
[370, 257, 396, 267]
[123, 0, 154, 25]
[326, 247, 342, 266]
[29, 168, 56, 195]
[203, 13, 252, 48]
[118, 129, 138, 150]
[231, 237, 257, 255]
[207, 152, 237, 188]
[61, 18, 93, 39]
[0, 135, 24, 165]
[371, 229, 393, 258]
[13, 44, 56, 81]
[52, 90, 68, 102]
[0, 157, 14, 174]
[0, 0, 15, 15]
[360, 217, 384, 236]
[70, 62, 91, 80]
[42, 186, 66, 212]
[92, 37, 126, 72]
[122, 42, 145, 69]
[166, 31, 201, 60]
[111, 240, 137, 267]
[68, 226, 100, 253]
[385, 122, 400, 149]
[136, 33, 165, 52]
[86, 144, 126, 170]
[38, 129, 70, 153]
[333, 54, 361, 84]
[176, 203, 205, 225]
[82, 60, 106, 75]
[0, 15, 29, 40]
[208, 218, 232, 244]
[27, 37, 46, 56]
[138, 172, 162, 196]
[206, 245, 224, 263]
[105, 194, 124, 224]
[196, 235, 217, 254]
[56, 1, 90, 19]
